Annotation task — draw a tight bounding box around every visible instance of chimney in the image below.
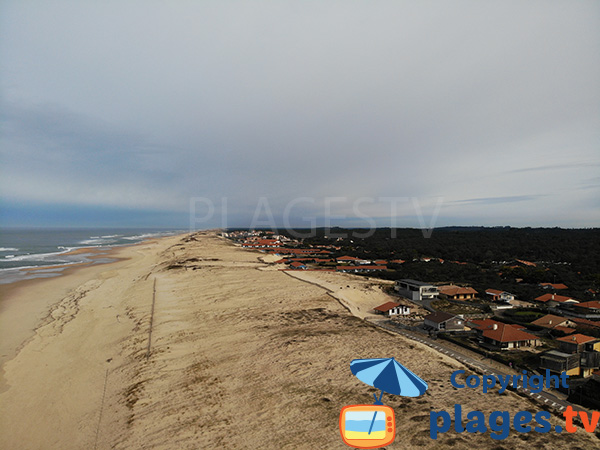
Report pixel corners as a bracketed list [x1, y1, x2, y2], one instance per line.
[549, 320, 552, 325]
[572, 336, 577, 341]
[493, 324, 498, 330]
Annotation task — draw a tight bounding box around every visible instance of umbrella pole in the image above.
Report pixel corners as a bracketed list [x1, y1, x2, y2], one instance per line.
[373, 390, 384, 405]
[367, 390, 385, 435]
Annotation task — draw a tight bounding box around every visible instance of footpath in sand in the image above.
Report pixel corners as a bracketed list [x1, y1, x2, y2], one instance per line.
[0, 232, 597, 449]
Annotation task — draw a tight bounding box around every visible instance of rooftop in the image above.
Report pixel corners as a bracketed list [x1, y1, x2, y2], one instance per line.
[424, 311, 457, 324]
[531, 314, 570, 328]
[373, 302, 402, 313]
[534, 293, 578, 303]
[556, 333, 597, 345]
[482, 323, 538, 343]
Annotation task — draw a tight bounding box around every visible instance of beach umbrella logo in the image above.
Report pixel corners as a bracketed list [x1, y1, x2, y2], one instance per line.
[339, 357, 428, 449]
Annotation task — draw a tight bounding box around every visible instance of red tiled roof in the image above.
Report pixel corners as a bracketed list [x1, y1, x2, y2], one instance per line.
[553, 326, 575, 335]
[486, 289, 504, 295]
[439, 285, 478, 296]
[290, 262, 306, 268]
[570, 317, 600, 329]
[374, 302, 402, 313]
[556, 333, 597, 345]
[469, 319, 500, 331]
[517, 259, 537, 267]
[337, 256, 360, 261]
[336, 265, 387, 271]
[390, 259, 406, 264]
[575, 301, 600, 309]
[534, 293, 578, 303]
[482, 323, 538, 343]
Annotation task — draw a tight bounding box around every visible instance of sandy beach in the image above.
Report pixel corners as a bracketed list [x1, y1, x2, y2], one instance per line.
[0, 232, 597, 449]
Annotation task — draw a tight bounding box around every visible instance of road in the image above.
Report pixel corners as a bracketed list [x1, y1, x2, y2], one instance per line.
[368, 318, 589, 415]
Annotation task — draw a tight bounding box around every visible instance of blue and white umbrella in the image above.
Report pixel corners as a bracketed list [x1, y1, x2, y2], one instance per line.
[350, 357, 428, 402]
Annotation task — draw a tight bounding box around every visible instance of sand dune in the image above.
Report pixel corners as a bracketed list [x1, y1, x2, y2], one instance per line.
[0, 232, 597, 449]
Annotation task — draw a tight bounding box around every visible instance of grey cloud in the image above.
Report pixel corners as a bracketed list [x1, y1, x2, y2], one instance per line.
[450, 195, 545, 206]
[1, 1, 599, 226]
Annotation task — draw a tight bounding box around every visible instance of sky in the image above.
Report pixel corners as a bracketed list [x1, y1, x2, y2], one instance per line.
[1, 1, 599, 229]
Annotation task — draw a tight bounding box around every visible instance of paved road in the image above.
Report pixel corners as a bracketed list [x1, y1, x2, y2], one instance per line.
[368, 319, 585, 415]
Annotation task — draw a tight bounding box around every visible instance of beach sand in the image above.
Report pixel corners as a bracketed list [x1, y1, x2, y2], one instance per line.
[0, 232, 597, 449]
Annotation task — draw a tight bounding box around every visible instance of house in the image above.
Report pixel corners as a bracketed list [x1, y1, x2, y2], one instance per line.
[534, 293, 579, 307]
[540, 283, 569, 290]
[516, 259, 537, 267]
[531, 314, 576, 329]
[395, 279, 439, 301]
[336, 256, 371, 265]
[542, 337, 600, 378]
[555, 301, 600, 320]
[289, 261, 307, 270]
[467, 318, 505, 333]
[485, 289, 515, 303]
[571, 317, 600, 330]
[438, 285, 478, 300]
[553, 326, 576, 335]
[336, 265, 387, 273]
[480, 323, 540, 350]
[373, 301, 411, 317]
[556, 334, 598, 354]
[423, 311, 464, 331]
[571, 301, 600, 316]
[540, 350, 581, 377]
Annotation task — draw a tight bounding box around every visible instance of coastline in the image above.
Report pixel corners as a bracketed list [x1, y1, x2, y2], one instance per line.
[0, 231, 597, 449]
[0, 234, 186, 383]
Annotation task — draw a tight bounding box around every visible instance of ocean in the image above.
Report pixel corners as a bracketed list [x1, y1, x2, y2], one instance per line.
[0, 228, 184, 285]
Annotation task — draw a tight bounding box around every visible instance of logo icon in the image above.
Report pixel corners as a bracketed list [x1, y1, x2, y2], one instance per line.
[340, 357, 428, 449]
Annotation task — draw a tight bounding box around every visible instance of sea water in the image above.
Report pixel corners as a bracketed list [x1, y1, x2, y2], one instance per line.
[0, 228, 183, 284]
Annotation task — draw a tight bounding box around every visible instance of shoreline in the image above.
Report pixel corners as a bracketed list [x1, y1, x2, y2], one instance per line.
[0, 234, 187, 382]
[0, 231, 597, 449]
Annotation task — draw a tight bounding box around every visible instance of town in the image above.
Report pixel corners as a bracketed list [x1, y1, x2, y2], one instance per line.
[223, 227, 600, 410]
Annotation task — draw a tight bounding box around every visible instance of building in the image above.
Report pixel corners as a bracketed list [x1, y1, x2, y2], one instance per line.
[336, 256, 371, 265]
[541, 337, 600, 378]
[480, 323, 540, 350]
[485, 289, 515, 303]
[438, 285, 478, 300]
[556, 334, 598, 354]
[423, 311, 464, 331]
[467, 318, 503, 333]
[289, 261, 307, 270]
[395, 279, 439, 301]
[540, 350, 581, 377]
[540, 283, 569, 290]
[373, 302, 411, 317]
[336, 265, 386, 273]
[531, 314, 576, 330]
[534, 293, 579, 307]
[563, 301, 600, 320]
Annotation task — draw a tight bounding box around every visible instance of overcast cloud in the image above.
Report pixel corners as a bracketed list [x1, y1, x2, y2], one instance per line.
[1, 1, 599, 228]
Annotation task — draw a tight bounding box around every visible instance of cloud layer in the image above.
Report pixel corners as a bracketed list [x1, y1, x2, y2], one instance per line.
[1, 1, 599, 227]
